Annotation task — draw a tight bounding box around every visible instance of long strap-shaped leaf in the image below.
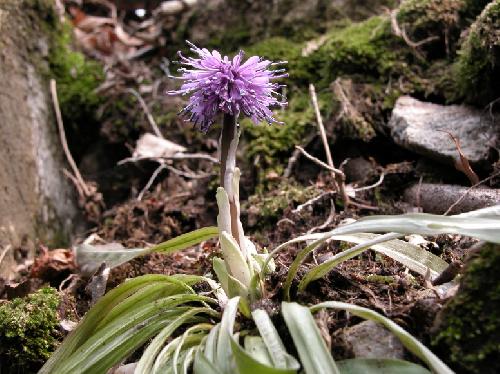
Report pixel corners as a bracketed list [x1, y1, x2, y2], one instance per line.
[216, 297, 240, 373]
[310, 302, 454, 374]
[252, 309, 299, 370]
[136, 309, 218, 374]
[281, 302, 340, 374]
[297, 232, 449, 293]
[40, 274, 176, 373]
[76, 227, 219, 274]
[58, 296, 217, 373]
[261, 206, 500, 279]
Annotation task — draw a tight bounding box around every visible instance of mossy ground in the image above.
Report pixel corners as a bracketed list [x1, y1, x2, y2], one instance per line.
[244, 180, 321, 228]
[433, 243, 500, 374]
[0, 288, 61, 373]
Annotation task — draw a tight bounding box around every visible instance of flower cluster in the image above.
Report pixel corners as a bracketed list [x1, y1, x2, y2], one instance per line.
[169, 42, 287, 132]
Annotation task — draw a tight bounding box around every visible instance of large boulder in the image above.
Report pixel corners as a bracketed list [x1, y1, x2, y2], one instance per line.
[387, 96, 498, 166]
[0, 0, 79, 279]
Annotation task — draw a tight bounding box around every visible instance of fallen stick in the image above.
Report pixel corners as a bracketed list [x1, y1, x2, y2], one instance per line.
[404, 182, 500, 215]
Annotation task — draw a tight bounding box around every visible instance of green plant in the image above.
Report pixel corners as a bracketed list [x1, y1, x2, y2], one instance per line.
[40, 44, 500, 374]
[0, 288, 60, 372]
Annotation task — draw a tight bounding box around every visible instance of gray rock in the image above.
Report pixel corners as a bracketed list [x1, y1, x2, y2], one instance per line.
[0, 1, 79, 279]
[344, 320, 405, 359]
[388, 96, 498, 165]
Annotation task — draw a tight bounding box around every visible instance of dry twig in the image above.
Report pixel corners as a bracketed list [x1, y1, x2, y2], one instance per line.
[389, 9, 439, 60]
[52, 79, 104, 223]
[309, 84, 350, 207]
[296, 145, 350, 205]
[444, 170, 500, 215]
[51, 79, 91, 197]
[126, 88, 163, 138]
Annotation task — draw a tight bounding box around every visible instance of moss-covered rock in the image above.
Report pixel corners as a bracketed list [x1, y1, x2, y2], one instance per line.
[454, 0, 500, 106]
[0, 288, 61, 373]
[433, 243, 500, 374]
[397, 0, 464, 56]
[48, 22, 104, 134]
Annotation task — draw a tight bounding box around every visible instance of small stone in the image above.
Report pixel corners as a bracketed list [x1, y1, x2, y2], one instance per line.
[344, 320, 405, 359]
[387, 96, 498, 166]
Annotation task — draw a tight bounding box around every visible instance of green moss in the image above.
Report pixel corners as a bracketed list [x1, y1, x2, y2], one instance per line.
[48, 22, 104, 132]
[365, 274, 395, 284]
[0, 288, 61, 372]
[245, 180, 320, 227]
[309, 16, 399, 86]
[433, 243, 500, 373]
[454, 1, 500, 105]
[397, 0, 464, 53]
[241, 89, 333, 190]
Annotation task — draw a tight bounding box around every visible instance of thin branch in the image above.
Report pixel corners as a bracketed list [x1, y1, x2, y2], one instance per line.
[137, 164, 166, 201]
[293, 191, 334, 214]
[307, 200, 336, 234]
[51, 79, 91, 197]
[353, 172, 385, 192]
[126, 88, 163, 138]
[444, 170, 500, 215]
[163, 163, 213, 179]
[296, 146, 350, 207]
[309, 84, 335, 172]
[284, 133, 315, 178]
[389, 9, 439, 60]
[118, 152, 219, 166]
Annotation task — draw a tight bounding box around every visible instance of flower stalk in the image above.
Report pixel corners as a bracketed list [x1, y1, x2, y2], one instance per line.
[169, 42, 287, 297]
[219, 113, 243, 250]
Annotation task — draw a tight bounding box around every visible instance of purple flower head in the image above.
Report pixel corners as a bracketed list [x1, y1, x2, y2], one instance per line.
[169, 41, 288, 132]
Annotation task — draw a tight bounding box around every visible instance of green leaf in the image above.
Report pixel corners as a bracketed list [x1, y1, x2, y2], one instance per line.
[220, 231, 251, 288]
[216, 297, 240, 373]
[153, 334, 206, 373]
[244, 336, 273, 366]
[154, 324, 211, 373]
[194, 347, 223, 374]
[39, 274, 176, 373]
[282, 238, 327, 300]
[262, 206, 500, 284]
[57, 296, 216, 373]
[311, 301, 453, 374]
[298, 232, 448, 292]
[252, 309, 299, 370]
[230, 335, 298, 374]
[150, 227, 219, 253]
[281, 302, 339, 374]
[204, 324, 221, 363]
[76, 227, 219, 274]
[337, 358, 431, 374]
[213, 257, 230, 293]
[75, 243, 148, 275]
[136, 310, 216, 374]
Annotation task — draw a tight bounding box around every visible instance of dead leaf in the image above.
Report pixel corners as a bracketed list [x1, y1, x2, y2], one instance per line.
[439, 130, 480, 185]
[133, 133, 187, 159]
[30, 246, 75, 280]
